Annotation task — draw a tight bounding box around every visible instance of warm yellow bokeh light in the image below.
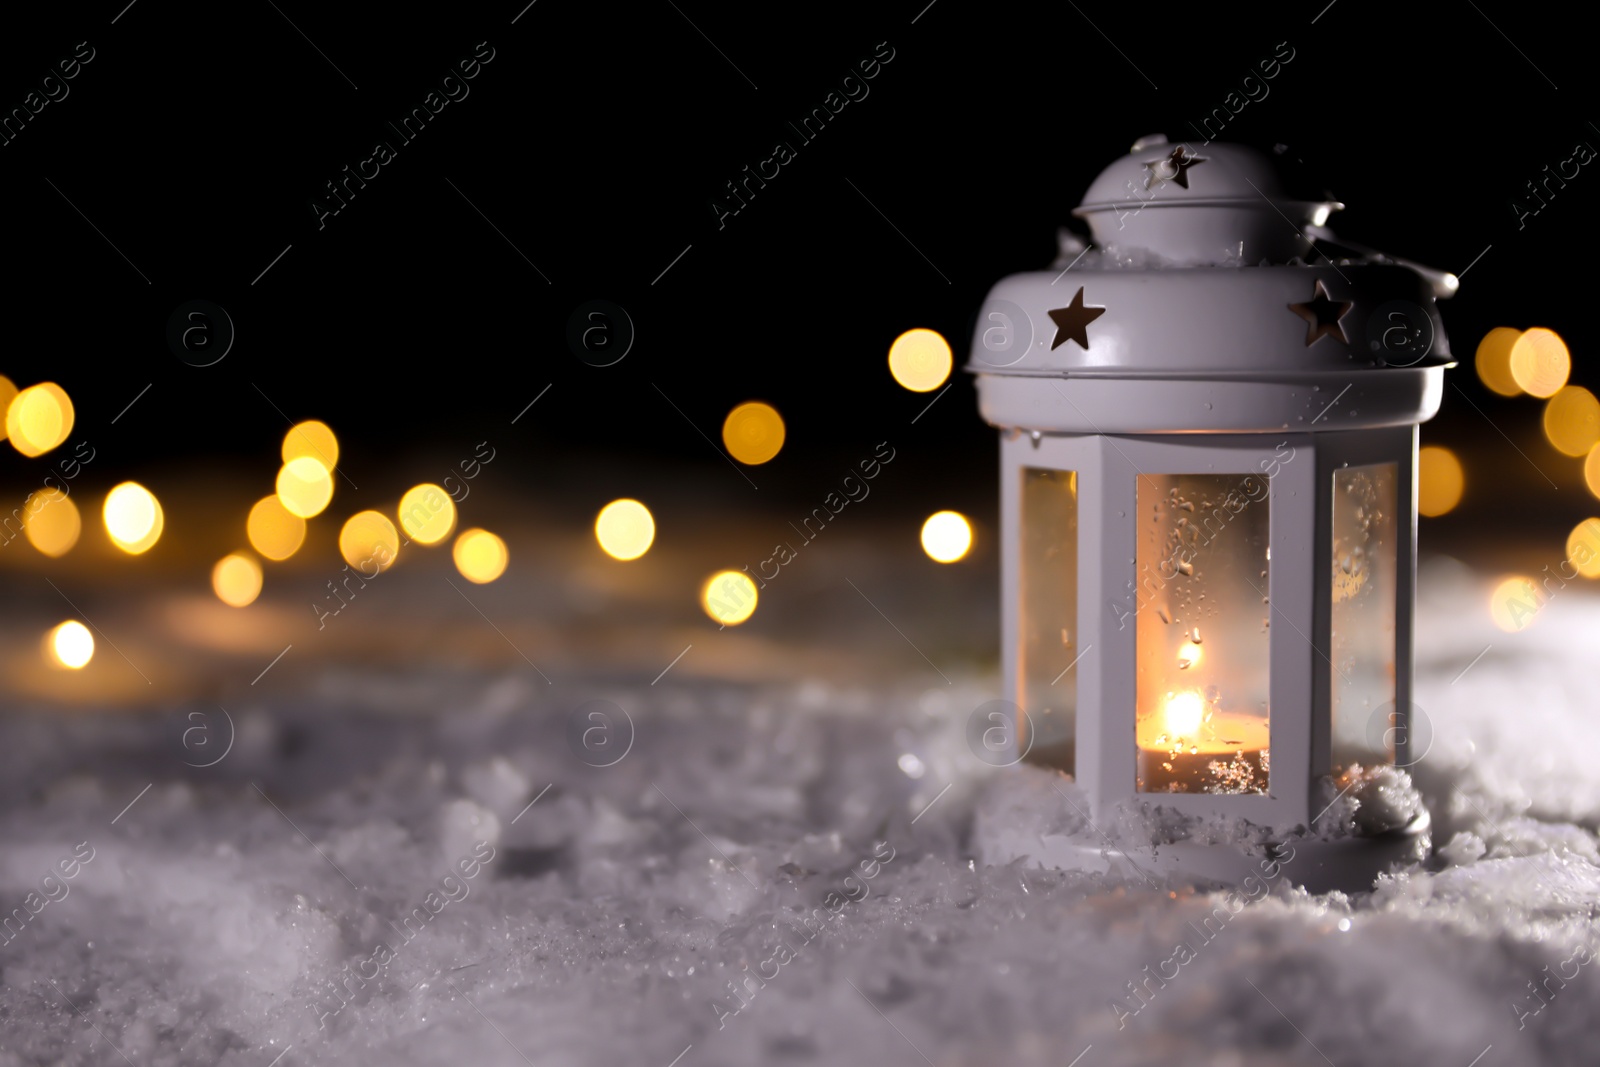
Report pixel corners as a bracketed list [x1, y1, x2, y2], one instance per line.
[1474, 327, 1523, 397]
[23, 487, 81, 558]
[1509, 327, 1570, 399]
[1587, 444, 1600, 502]
[453, 528, 508, 584]
[920, 510, 973, 563]
[48, 620, 94, 669]
[398, 484, 457, 545]
[276, 456, 334, 519]
[212, 552, 264, 608]
[0, 376, 16, 441]
[1543, 386, 1600, 458]
[6, 382, 74, 458]
[1417, 446, 1464, 517]
[103, 482, 164, 554]
[1178, 640, 1203, 670]
[1489, 575, 1542, 632]
[282, 420, 339, 470]
[888, 328, 953, 393]
[247, 495, 307, 561]
[595, 499, 655, 560]
[722, 402, 786, 466]
[339, 510, 400, 573]
[1566, 518, 1600, 580]
[702, 569, 758, 625]
[1163, 691, 1205, 739]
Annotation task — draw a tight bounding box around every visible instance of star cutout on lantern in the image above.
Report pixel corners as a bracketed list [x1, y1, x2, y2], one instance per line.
[1143, 145, 1206, 190]
[1047, 287, 1106, 351]
[1287, 279, 1353, 346]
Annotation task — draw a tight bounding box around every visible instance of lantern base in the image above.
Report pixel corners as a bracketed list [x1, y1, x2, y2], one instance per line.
[983, 809, 1430, 895]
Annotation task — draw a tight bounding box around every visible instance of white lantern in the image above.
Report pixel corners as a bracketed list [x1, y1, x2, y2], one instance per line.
[970, 136, 1451, 890]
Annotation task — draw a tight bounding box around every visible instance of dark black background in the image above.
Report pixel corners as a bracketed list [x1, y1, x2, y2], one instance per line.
[0, 0, 1589, 538]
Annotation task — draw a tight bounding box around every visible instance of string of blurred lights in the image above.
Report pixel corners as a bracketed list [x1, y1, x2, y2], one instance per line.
[6, 319, 1590, 670]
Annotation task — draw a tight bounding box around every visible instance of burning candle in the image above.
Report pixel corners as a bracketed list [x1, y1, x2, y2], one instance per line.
[1137, 686, 1269, 794]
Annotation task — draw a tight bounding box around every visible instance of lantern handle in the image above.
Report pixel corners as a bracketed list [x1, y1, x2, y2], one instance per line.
[1306, 224, 1459, 300]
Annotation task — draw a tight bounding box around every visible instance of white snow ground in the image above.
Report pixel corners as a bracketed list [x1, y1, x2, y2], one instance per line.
[1, 555, 1598, 1067]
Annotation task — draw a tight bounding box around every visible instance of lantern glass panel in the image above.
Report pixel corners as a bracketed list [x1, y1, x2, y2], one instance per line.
[1135, 473, 1271, 794]
[1330, 462, 1398, 770]
[1019, 467, 1078, 773]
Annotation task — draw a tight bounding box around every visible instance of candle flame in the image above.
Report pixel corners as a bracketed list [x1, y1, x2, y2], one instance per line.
[1163, 690, 1204, 739]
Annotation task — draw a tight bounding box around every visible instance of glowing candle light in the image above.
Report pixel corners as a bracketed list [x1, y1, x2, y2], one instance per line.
[47, 620, 94, 669]
[103, 482, 164, 554]
[595, 499, 655, 560]
[453, 528, 508, 583]
[212, 552, 264, 607]
[276, 456, 334, 519]
[888, 328, 953, 392]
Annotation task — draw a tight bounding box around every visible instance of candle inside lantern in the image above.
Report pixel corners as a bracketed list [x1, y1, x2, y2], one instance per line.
[1138, 686, 1270, 793]
[1135, 473, 1271, 794]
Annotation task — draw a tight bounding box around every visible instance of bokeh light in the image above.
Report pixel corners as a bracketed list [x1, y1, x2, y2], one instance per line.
[702, 570, 758, 625]
[247, 495, 307, 561]
[48, 620, 94, 669]
[398, 484, 457, 545]
[595, 499, 655, 560]
[1474, 327, 1522, 397]
[1508, 327, 1570, 398]
[103, 482, 164, 554]
[1587, 445, 1600, 501]
[920, 510, 973, 563]
[212, 553, 264, 608]
[276, 456, 334, 518]
[1417, 446, 1464, 517]
[339, 510, 400, 572]
[23, 487, 81, 558]
[1566, 518, 1600, 580]
[6, 382, 74, 457]
[721, 402, 786, 465]
[1489, 575, 1542, 632]
[453, 528, 508, 584]
[888, 328, 953, 392]
[281, 420, 340, 470]
[1545, 386, 1600, 457]
[0, 375, 16, 441]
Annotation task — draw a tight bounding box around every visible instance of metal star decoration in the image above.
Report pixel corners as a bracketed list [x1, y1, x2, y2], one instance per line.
[1287, 279, 1353, 346]
[1143, 145, 1205, 190]
[1047, 287, 1106, 350]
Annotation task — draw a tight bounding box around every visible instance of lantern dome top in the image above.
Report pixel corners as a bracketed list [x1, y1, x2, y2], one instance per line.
[1072, 135, 1343, 266]
[967, 135, 1457, 434]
